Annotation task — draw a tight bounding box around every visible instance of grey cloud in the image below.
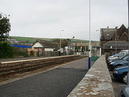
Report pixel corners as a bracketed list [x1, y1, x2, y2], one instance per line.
[0, 0, 128, 40]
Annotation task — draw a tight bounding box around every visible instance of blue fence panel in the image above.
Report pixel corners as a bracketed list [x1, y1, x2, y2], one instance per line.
[10, 44, 32, 48]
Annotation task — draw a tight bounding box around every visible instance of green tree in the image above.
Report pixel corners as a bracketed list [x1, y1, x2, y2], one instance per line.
[0, 14, 11, 42]
[0, 14, 12, 58]
[52, 39, 70, 48]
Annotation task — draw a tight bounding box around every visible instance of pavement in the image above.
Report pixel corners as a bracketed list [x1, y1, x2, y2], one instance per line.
[0, 58, 89, 97]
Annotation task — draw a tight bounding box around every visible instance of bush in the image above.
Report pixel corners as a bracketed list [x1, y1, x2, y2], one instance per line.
[91, 56, 99, 62]
[13, 47, 28, 57]
[0, 42, 13, 58]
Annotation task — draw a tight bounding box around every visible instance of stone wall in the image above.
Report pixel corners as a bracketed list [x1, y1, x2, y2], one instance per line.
[67, 55, 115, 97]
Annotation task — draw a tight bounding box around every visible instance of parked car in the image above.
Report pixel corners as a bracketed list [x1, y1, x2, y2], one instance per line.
[108, 50, 129, 63]
[109, 55, 129, 71]
[113, 66, 128, 83]
[108, 54, 129, 65]
[120, 85, 129, 97]
[108, 53, 122, 63]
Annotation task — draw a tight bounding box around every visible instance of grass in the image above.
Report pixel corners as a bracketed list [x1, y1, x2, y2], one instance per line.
[10, 36, 99, 43]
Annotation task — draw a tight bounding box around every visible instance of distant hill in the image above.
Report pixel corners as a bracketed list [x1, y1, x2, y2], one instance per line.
[10, 36, 99, 43]
[11, 36, 51, 43]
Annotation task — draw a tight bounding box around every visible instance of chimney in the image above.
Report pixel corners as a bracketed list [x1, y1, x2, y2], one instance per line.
[115, 26, 118, 29]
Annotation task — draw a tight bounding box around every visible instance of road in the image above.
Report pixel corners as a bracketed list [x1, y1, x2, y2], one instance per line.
[0, 58, 89, 97]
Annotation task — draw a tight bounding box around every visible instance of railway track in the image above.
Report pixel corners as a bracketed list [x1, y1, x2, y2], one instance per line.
[0, 55, 85, 78]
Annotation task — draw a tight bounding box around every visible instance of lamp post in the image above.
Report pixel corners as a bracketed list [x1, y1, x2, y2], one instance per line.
[88, 0, 91, 69]
[96, 29, 101, 56]
[59, 30, 64, 56]
[60, 30, 64, 49]
[127, 0, 129, 85]
[72, 36, 75, 55]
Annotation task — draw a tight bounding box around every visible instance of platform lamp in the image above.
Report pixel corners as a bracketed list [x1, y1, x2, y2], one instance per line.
[127, 0, 129, 85]
[60, 30, 64, 49]
[88, 0, 91, 69]
[72, 36, 75, 55]
[96, 29, 101, 56]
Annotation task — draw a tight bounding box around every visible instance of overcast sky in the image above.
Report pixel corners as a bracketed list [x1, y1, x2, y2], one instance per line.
[0, 0, 128, 40]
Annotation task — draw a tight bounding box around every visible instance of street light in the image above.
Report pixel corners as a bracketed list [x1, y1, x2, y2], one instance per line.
[88, 0, 91, 69]
[96, 29, 101, 56]
[72, 36, 75, 55]
[60, 30, 64, 49]
[127, 0, 129, 85]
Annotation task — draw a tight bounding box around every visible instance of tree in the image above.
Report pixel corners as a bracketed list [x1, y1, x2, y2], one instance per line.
[52, 39, 70, 48]
[0, 14, 11, 42]
[0, 14, 12, 58]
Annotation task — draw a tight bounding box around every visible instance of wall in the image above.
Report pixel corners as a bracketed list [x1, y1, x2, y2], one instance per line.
[67, 55, 115, 97]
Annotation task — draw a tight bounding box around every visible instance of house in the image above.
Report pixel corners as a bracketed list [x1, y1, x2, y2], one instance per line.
[100, 24, 129, 54]
[116, 24, 128, 41]
[27, 40, 58, 56]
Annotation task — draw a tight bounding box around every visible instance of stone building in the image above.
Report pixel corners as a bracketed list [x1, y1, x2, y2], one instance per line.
[100, 24, 129, 54]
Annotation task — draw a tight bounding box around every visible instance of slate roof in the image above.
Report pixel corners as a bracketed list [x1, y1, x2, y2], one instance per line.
[37, 40, 58, 49]
[100, 28, 117, 41]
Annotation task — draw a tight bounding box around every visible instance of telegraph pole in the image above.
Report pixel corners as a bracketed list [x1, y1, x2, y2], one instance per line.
[88, 0, 91, 69]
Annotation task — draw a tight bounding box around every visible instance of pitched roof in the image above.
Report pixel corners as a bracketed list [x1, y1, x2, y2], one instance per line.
[33, 40, 58, 49]
[100, 28, 116, 41]
[32, 42, 43, 48]
[117, 24, 128, 41]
